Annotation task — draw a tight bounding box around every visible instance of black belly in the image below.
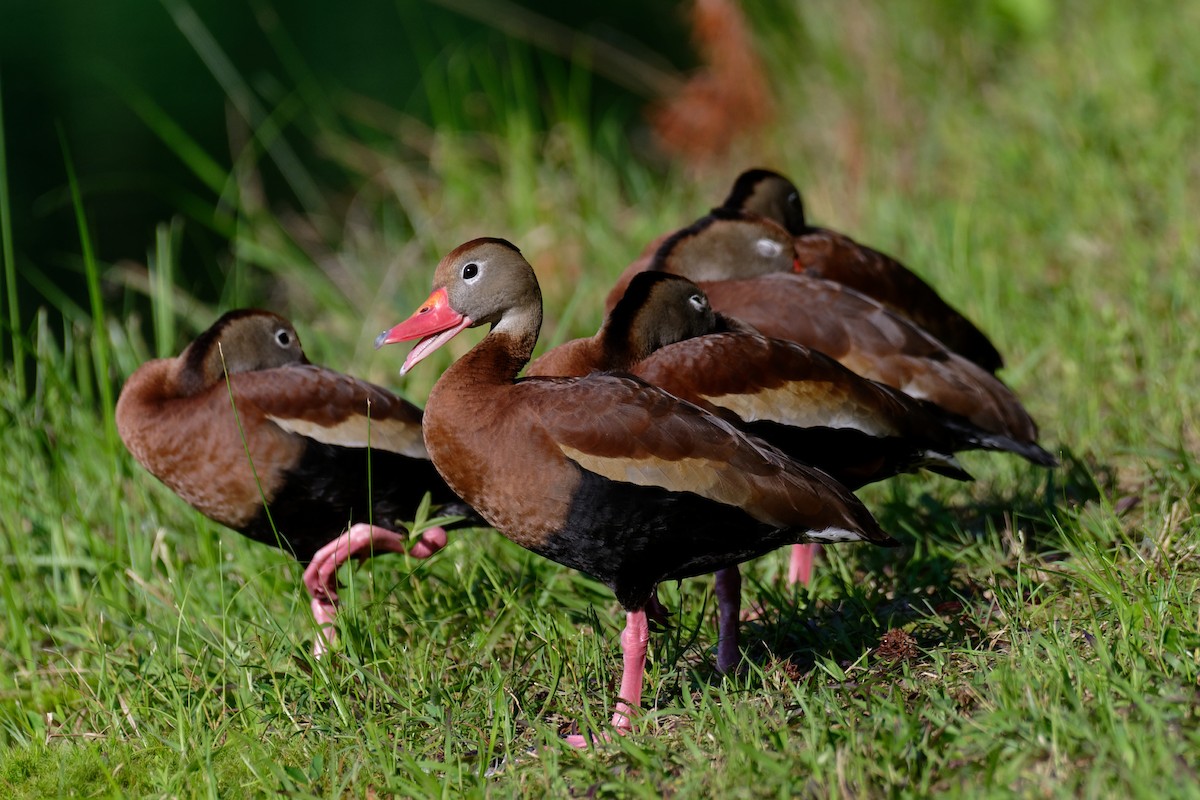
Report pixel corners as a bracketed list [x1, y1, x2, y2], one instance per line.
[537, 469, 800, 610]
[241, 442, 475, 563]
[739, 421, 927, 490]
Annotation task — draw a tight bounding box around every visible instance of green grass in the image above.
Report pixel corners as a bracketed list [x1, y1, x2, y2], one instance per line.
[2, 0, 1199, 796]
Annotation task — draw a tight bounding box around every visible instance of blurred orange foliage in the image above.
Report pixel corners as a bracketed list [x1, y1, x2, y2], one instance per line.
[649, 0, 775, 163]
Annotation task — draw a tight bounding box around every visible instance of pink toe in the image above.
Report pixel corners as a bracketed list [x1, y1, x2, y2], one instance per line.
[311, 597, 337, 626]
[310, 598, 338, 657]
[562, 730, 614, 749]
[407, 526, 448, 559]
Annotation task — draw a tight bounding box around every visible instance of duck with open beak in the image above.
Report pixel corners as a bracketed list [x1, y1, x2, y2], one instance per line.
[376, 238, 896, 746]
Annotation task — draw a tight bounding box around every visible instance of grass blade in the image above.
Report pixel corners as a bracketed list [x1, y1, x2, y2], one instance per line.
[58, 125, 119, 455]
[150, 218, 183, 357]
[0, 69, 23, 395]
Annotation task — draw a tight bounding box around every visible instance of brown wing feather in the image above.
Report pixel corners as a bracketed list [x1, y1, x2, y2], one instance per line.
[700, 274, 1039, 441]
[796, 228, 1004, 372]
[633, 334, 916, 438]
[518, 373, 890, 540]
[231, 364, 428, 458]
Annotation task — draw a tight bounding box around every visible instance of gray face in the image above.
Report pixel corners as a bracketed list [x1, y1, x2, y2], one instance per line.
[663, 284, 718, 342]
[634, 278, 719, 355]
[437, 240, 541, 330]
[670, 217, 796, 282]
[176, 311, 308, 395]
[219, 314, 306, 373]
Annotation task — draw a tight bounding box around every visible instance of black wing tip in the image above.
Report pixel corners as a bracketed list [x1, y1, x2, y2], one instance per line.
[927, 463, 975, 482]
[1027, 444, 1060, 468]
[878, 531, 903, 548]
[936, 411, 1059, 469]
[988, 435, 1061, 468]
[970, 344, 1005, 373]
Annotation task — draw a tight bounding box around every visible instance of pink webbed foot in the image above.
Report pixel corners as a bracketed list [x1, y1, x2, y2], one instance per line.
[788, 543, 820, 587]
[562, 609, 650, 748]
[302, 522, 449, 656]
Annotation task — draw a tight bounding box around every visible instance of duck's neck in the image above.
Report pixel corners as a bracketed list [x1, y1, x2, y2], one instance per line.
[441, 303, 542, 389]
[171, 345, 220, 397]
[596, 321, 640, 372]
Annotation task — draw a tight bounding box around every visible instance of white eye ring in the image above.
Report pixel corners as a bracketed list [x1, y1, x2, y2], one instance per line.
[688, 293, 708, 312]
[755, 238, 785, 259]
[275, 329, 292, 348]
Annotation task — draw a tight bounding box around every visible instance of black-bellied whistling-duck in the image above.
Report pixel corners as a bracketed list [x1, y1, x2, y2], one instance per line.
[375, 238, 896, 745]
[116, 309, 475, 654]
[719, 168, 1005, 373]
[604, 210, 1058, 460]
[532, 271, 1054, 584]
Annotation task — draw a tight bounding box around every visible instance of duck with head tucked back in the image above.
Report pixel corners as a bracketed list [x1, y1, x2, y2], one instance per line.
[116, 309, 477, 655]
[720, 168, 1005, 373]
[532, 271, 1054, 586]
[604, 209, 1058, 461]
[376, 238, 897, 746]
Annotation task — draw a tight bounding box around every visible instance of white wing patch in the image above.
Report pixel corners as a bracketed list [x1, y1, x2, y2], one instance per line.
[806, 526, 867, 543]
[557, 443, 757, 510]
[698, 385, 898, 437]
[268, 414, 429, 459]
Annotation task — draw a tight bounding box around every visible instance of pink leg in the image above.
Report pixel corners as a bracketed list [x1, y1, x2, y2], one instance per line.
[309, 597, 339, 655]
[612, 610, 650, 731]
[302, 522, 448, 656]
[788, 543, 820, 587]
[564, 609, 650, 748]
[714, 566, 742, 674]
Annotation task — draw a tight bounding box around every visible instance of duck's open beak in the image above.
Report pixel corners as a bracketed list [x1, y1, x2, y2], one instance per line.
[375, 287, 474, 375]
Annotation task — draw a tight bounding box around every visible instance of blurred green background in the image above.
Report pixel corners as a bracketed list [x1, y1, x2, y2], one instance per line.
[0, 0, 692, 329]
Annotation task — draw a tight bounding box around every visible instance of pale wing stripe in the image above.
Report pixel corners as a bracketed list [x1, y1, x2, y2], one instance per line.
[268, 415, 429, 459]
[699, 386, 898, 436]
[558, 443, 757, 511]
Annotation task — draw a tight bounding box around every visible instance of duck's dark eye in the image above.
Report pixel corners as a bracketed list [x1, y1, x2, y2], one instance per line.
[275, 329, 292, 347]
[462, 263, 479, 280]
[787, 191, 800, 207]
[688, 294, 708, 312]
